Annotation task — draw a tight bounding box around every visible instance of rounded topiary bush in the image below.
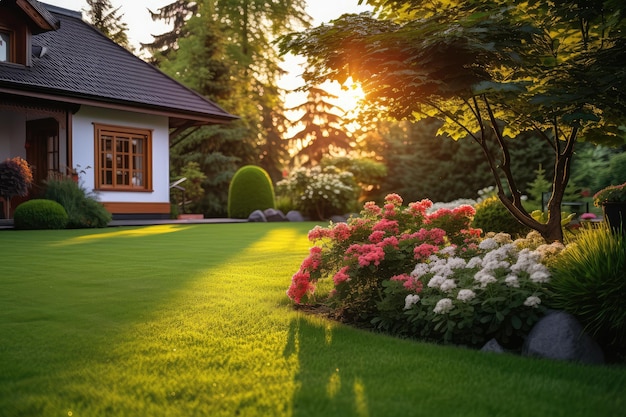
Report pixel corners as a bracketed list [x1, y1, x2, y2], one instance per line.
[227, 165, 275, 219]
[13, 199, 68, 230]
[472, 196, 530, 237]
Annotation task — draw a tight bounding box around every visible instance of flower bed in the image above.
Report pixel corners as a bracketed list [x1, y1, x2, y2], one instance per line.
[287, 194, 562, 349]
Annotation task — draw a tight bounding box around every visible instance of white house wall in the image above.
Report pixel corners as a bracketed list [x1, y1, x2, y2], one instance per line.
[72, 106, 170, 205]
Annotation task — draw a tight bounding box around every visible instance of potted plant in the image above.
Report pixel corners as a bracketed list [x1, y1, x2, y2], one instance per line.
[593, 182, 626, 234]
[0, 157, 33, 219]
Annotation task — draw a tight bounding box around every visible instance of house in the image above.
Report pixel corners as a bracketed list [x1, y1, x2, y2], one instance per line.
[0, 0, 237, 219]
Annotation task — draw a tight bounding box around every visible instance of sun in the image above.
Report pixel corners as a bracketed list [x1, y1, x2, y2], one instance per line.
[326, 77, 366, 114]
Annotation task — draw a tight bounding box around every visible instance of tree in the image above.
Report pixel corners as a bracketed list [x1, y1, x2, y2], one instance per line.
[287, 86, 353, 166]
[85, 0, 132, 51]
[144, 0, 310, 215]
[280, 0, 626, 242]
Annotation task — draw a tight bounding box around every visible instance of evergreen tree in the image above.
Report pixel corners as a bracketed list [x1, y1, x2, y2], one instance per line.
[85, 0, 132, 51]
[287, 86, 352, 166]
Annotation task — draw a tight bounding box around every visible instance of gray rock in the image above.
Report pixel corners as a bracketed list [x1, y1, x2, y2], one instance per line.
[522, 310, 604, 364]
[286, 210, 305, 222]
[248, 209, 267, 222]
[481, 338, 505, 354]
[263, 208, 288, 222]
[330, 214, 349, 223]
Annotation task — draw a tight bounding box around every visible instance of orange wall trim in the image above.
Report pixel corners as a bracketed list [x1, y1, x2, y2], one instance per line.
[103, 202, 170, 214]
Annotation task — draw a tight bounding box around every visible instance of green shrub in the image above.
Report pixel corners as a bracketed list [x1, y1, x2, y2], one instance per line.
[227, 165, 275, 219]
[472, 196, 530, 237]
[13, 199, 68, 230]
[44, 178, 111, 228]
[548, 226, 626, 360]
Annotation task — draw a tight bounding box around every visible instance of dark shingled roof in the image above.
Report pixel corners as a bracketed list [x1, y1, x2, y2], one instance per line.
[0, 2, 237, 127]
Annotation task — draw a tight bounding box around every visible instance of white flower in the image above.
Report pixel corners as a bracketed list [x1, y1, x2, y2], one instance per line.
[457, 289, 476, 302]
[530, 271, 550, 283]
[404, 294, 420, 310]
[446, 257, 467, 269]
[433, 298, 454, 314]
[439, 245, 456, 256]
[479, 238, 498, 250]
[466, 257, 483, 268]
[505, 274, 520, 288]
[440, 279, 457, 293]
[474, 270, 497, 287]
[524, 296, 541, 308]
[427, 275, 446, 289]
[411, 263, 430, 278]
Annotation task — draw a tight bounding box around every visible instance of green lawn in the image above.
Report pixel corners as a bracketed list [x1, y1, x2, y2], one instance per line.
[0, 223, 624, 417]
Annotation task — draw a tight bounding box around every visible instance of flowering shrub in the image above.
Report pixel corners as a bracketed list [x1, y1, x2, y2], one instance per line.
[376, 232, 561, 347]
[287, 194, 561, 348]
[276, 165, 359, 220]
[286, 194, 479, 322]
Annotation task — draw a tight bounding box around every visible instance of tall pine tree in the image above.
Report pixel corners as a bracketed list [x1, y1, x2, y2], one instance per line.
[85, 0, 132, 51]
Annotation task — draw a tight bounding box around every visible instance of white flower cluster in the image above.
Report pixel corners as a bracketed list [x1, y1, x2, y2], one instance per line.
[406, 235, 551, 315]
[427, 199, 478, 214]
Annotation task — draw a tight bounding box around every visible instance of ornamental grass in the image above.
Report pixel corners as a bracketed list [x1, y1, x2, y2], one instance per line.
[0, 223, 624, 417]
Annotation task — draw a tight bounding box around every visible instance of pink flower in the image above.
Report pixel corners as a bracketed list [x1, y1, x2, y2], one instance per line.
[452, 205, 476, 218]
[406, 199, 432, 216]
[346, 243, 386, 267]
[414, 243, 439, 260]
[333, 266, 351, 285]
[426, 208, 453, 222]
[308, 225, 331, 241]
[372, 218, 399, 235]
[300, 246, 322, 271]
[379, 236, 399, 249]
[331, 222, 352, 241]
[384, 193, 403, 206]
[368, 230, 386, 243]
[580, 212, 597, 220]
[287, 270, 315, 303]
[363, 201, 382, 216]
[390, 274, 423, 293]
[383, 203, 397, 218]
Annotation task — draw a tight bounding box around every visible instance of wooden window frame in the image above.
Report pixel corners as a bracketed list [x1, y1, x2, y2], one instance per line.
[94, 123, 153, 192]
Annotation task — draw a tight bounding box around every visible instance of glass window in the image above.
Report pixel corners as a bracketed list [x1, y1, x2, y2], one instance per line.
[0, 32, 9, 62]
[94, 124, 152, 191]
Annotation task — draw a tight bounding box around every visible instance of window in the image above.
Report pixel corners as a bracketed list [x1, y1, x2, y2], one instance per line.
[94, 124, 152, 191]
[0, 31, 10, 62]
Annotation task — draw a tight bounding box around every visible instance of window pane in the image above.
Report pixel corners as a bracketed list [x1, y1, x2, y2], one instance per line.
[0, 32, 9, 62]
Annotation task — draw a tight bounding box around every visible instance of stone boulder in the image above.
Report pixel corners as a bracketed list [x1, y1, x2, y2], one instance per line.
[286, 210, 305, 222]
[263, 208, 288, 222]
[522, 310, 604, 364]
[481, 338, 506, 354]
[247, 209, 267, 222]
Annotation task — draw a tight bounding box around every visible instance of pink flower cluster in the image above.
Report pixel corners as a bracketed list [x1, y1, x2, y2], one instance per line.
[287, 194, 480, 304]
[391, 273, 424, 293]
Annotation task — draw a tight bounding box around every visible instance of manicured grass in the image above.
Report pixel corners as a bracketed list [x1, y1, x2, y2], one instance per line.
[0, 223, 624, 417]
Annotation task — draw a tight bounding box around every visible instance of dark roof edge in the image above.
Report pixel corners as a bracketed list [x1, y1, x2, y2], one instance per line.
[41, 2, 82, 19]
[0, 86, 239, 123]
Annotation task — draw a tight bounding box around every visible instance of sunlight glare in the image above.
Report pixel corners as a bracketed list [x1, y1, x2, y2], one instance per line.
[52, 225, 192, 246]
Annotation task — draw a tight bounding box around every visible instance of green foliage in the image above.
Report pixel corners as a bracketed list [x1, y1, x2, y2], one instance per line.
[280, 0, 626, 242]
[276, 165, 359, 220]
[13, 199, 68, 230]
[597, 152, 626, 190]
[85, 0, 132, 51]
[472, 196, 530, 237]
[526, 165, 552, 204]
[320, 155, 387, 201]
[171, 161, 207, 214]
[43, 177, 111, 228]
[227, 165, 275, 218]
[549, 226, 626, 359]
[593, 182, 626, 206]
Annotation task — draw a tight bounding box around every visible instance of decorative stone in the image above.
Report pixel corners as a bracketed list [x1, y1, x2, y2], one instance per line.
[522, 310, 604, 364]
[248, 209, 267, 222]
[263, 208, 288, 222]
[481, 338, 505, 354]
[286, 210, 305, 222]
